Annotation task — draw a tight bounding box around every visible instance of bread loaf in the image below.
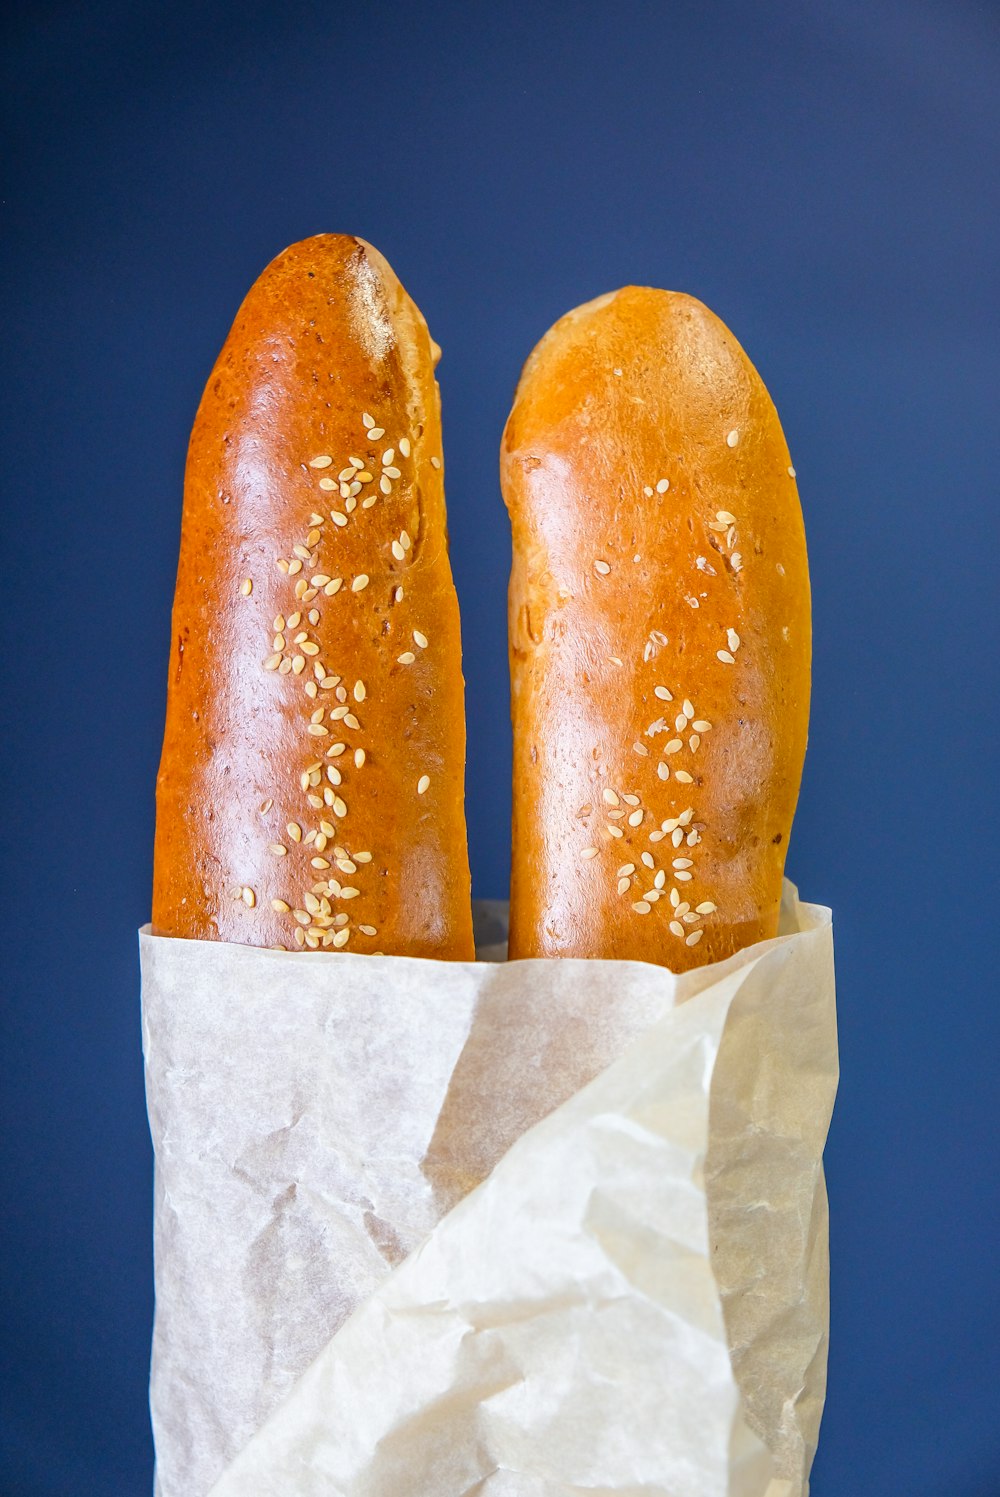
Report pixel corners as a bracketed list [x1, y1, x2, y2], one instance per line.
[154, 235, 474, 957]
[502, 288, 810, 970]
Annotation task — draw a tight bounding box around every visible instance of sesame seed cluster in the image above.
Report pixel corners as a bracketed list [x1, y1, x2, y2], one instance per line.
[579, 429, 765, 950]
[233, 413, 438, 952]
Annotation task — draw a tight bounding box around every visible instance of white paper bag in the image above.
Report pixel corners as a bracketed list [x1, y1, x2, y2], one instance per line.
[140, 882, 836, 1496]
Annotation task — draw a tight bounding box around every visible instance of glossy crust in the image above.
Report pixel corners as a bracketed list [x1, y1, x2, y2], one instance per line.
[154, 235, 474, 957]
[502, 288, 810, 970]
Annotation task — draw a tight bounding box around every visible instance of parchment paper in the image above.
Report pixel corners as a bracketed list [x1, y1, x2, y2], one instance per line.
[140, 882, 836, 1497]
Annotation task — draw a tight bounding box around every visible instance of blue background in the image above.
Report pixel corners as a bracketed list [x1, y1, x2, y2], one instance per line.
[2, 2, 998, 1493]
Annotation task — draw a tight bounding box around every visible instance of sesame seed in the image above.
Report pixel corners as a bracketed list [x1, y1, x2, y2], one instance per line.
[291, 655, 305, 674]
[362, 413, 375, 430]
[271, 898, 291, 914]
[674, 770, 693, 784]
[399, 437, 411, 457]
[692, 720, 712, 733]
[716, 511, 737, 526]
[352, 574, 369, 592]
[640, 852, 655, 869]
[241, 886, 256, 908]
[431, 456, 441, 469]
[333, 796, 348, 817]
[673, 857, 693, 869]
[358, 924, 378, 936]
[392, 541, 405, 560]
[726, 629, 740, 652]
[602, 788, 620, 806]
[686, 930, 703, 946]
[628, 809, 643, 826]
[649, 829, 665, 842]
[788, 465, 796, 478]
[383, 448, 396, 466]
[383, 466, 401, 480]
[617, 878, 631, 895]
[239, 577, 253, 597]
[594, 560, 611, 575]
[324, 579, 343, 596]
[268, 842, 287, 857]
[643, 485, 654, 497]
[657, 763, 670, 780]
[688, 734, 700, 751]
[617, 863, 635, 876]
[397, 651, 416, 664]
[368, 427, 385, 440]
[353, 681, 366, 703]
[379, 475, 392, 495]
[633, 901, 651, 914]
[726, 429, 739, 447]
[330, 511, 348, 528]
[581, 846, 599, 859]
[654, 686, 673, 701]
[656, 478, 669, 493]
[675, 869, 693, 881]
[309, 455, 334, 470]
[634, 741, 648, 755]
[695, 902, 716, 914]
[417, 775, 430, 795]
[672, 828, 684, 847]
[607, 825, 624, 838]
[675, 714, 688, 731]
[344, 714, 361, 730]
[311, 857, 330, 870]
[717, 650, 735, 665]
[354, 748, 365, 768]
[670, 920, 685, 937]
[264, 653, 281, 671]
[665, 739, 682, 754]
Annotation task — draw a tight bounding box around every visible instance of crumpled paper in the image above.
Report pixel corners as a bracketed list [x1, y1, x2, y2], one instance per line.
[140, 882, 836, 1497]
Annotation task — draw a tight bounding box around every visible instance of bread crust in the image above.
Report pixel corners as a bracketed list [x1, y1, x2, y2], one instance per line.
[502, 288, 810, 970]
[154, 235, 474, 957]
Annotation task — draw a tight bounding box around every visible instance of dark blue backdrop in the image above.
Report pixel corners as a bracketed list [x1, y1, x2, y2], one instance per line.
[2, 2, 998, 1493]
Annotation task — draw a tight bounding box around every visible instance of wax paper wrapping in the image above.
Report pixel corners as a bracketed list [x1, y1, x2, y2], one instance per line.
[140, 882, 836, 1497]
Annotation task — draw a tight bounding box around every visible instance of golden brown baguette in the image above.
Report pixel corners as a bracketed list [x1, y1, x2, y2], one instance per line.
[154, 234, 474, 957]
[502, 288, 810, 971]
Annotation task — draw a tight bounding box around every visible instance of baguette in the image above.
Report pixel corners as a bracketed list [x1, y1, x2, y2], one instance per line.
[502, 288, 810, 970]
[153, 235, 474, 957]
